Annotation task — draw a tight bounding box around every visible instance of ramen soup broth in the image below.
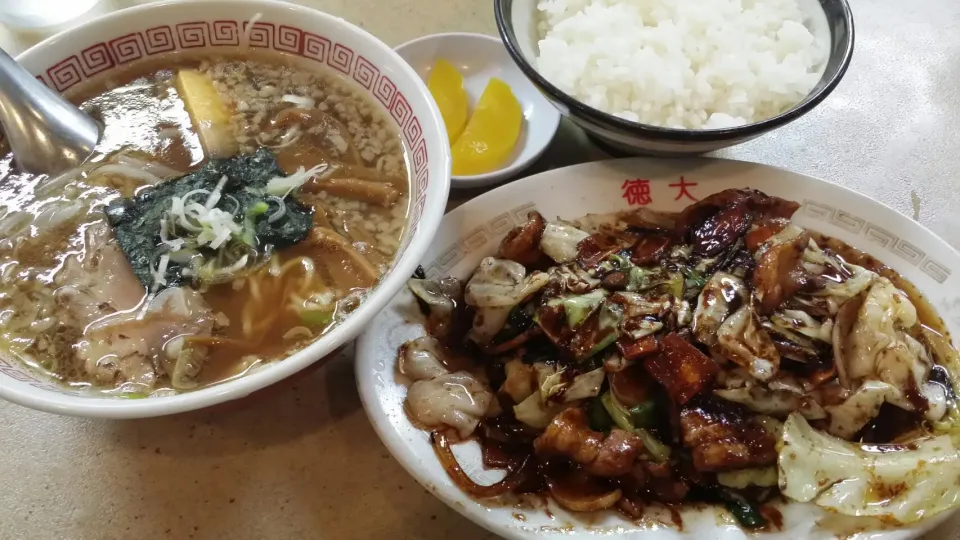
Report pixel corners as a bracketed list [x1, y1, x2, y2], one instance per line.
[0, 51, 411, 396]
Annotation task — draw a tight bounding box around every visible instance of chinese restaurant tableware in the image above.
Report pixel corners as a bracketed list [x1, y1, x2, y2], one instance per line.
[493, 0, 854, 156]
[396, 32, 560, 188]
[0, 0, 451, 418]
[356, 157, 958, 539]
[0, 47, 99, 175]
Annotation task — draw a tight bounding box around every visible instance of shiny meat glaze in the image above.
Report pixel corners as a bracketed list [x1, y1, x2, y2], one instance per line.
[396, 188, 960, 529]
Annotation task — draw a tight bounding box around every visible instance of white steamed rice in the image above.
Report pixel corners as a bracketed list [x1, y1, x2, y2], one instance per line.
[536, 0, 828, 129]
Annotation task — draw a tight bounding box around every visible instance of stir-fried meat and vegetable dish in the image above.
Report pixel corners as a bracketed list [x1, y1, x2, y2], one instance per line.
[398, 189, 960, 528]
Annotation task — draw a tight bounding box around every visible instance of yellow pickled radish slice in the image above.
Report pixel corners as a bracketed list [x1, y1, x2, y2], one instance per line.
[451, 78, 522, 176]
[427, 59, 469, 143]
[175, 69, 238, 159]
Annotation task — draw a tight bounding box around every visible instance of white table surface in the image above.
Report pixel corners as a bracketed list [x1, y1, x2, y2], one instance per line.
[0, 1, 958, 539]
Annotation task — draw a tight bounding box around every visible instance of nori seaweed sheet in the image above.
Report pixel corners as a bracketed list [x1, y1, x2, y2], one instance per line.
[105, 148, 313, 288]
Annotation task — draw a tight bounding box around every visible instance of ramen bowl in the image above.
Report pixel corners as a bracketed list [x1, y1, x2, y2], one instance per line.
[0, 0, 451, 418]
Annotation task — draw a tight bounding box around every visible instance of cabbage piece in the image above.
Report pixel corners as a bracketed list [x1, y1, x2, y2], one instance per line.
[407, 371, 493, 439]
[802, 240, 877, 313]
[754, 223, 806, 260]
[407, 277, 462, 338]
[541, 367, 606, 403]
[533, 362, 558, 389]
[513, 389, 568, 429]
[921, 326, 960, 430]
[563, 368, 606, 402]
[573, 301, 623, 360]
[833, 278, 948, 426]
[692, 272, 746, 346]
[779, 413, 960, 524]
[623, 319, 663, 341]
[572, 208, 677, 235]
[399, 335, 449, 381]
[716, 305, 780, 381]
[770, 309, 833, 343]
[675, 299, 693, 327]
[501, 358, 536, 404]
[465, 257, 548, 308]
[715, 385, 826, 420]
[845, 278, 920, 383]
[515, 364, 605, 427]
[540, 368, 567, 401]
[540, 222, 590, 263]
[823, 380, 897, 438]
[549, 264, 601, 294]
[626, 267, 683, 297]
[468, 305, 513, 345]
[562, 289, 607, 328]
[464, 257, 549, 344]
[761, 318, 825, 364]
[614, 292, 669, 339]
[613, 292, 672, 317]
[717, 466, 778, 489]
[922, 326, 960, 396]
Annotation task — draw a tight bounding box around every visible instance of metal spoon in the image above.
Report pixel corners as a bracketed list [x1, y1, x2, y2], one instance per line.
[0, 47, 99, 175]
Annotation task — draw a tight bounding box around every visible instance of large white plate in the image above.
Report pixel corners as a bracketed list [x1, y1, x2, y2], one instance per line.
[355, 158, 960, 540]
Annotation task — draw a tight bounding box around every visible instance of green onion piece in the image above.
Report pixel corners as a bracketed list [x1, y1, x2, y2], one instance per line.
[240, 201, 271, 247]
[719, 490, 768, 529]
[581, 301, 622, 360]
[665, 271, 684, 298]
[250, 201, 270, 215]
[626, 266, 652, 291]
[601, 391, 670, 462]
[626, 266, 684, 298]
[300, 309, 334, 328]
[601, 391, 634, 432]
[629, 401, 656, 429]
[633, 427, 671, 463]
[607, 253, 630, 269]
[585, 332, 619, 361]
[587, 396, 614, 432]
[680, 266, 707, 289]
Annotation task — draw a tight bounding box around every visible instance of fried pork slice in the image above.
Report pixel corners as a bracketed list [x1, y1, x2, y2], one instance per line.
[497, 211, 547, 267]
[630, 460, 691, 503]
[534, 408, 644, 477]
[674, 188, 800, 254]
[643, 333, 719, 405]
[679, 396, 778, 472]
[752, 229, 812, 314]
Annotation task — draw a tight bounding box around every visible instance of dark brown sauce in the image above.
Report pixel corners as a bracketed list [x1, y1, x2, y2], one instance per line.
[810, 232, 950, 337]
[760, 504, 784, 531]
[666, 505, 684, 530]
[405, 213, 958, 532]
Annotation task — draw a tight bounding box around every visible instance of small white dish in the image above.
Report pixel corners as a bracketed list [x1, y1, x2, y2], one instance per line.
[396, 32, 561, 189]
[355, 158, 960, 539]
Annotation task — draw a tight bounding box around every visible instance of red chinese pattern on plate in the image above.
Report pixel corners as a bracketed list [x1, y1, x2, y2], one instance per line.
[39, 19, 428, 243]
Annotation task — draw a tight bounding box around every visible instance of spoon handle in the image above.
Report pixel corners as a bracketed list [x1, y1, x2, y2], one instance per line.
[0, 47, 100, 175]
